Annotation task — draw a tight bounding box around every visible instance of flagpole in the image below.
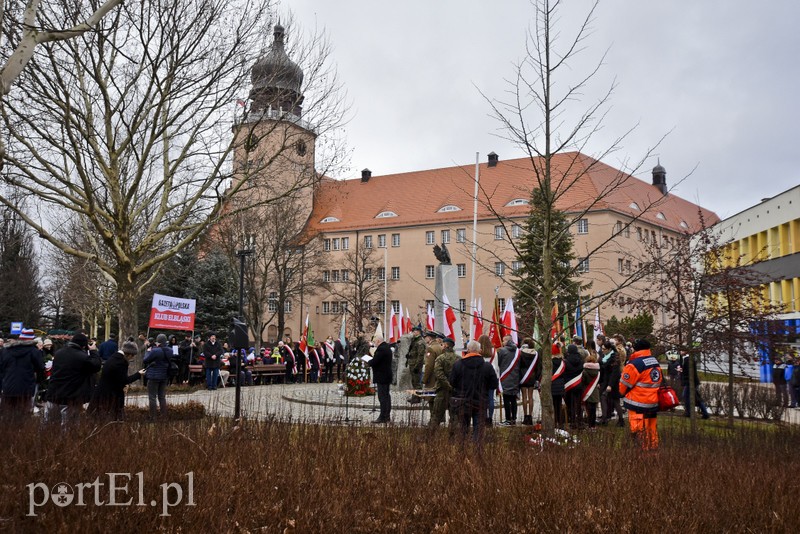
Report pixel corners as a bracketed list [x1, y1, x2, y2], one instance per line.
[383, 246, 388, 334]
[470, 152, 479, 325]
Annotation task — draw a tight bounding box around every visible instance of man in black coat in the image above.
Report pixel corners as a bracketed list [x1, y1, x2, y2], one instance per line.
[178, 334, 196, 384]
[0, 329, 45, 417]
[88, 339, 142, 420]
[450, 340, 499, 441]
[367, 335, 393, 423]
[45, 332, 102, 426]
[203, 333, 224, 390]
[98, 333, 118, 361]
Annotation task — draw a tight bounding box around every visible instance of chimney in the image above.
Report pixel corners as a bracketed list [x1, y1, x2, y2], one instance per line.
[652, 161, 667, 195]
[361, 168, 371, 182]
[487, 152, 499, 167]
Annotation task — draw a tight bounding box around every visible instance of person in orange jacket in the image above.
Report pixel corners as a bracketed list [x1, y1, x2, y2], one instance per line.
[618, 339, 662, 450]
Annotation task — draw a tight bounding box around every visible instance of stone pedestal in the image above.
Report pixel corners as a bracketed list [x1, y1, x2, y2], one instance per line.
[434, 264, 463, 349]
[392, 333, 414, 392]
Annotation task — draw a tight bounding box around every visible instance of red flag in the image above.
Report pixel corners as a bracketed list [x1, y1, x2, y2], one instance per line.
[299, 314, 309, 354]
[550, 301, 560, 341]
[472, 298, 483, 340]
[404, 307, 412, 334]
[488, 298, 502, 348]
[398, 305, 405, 336]
[389, 306, 399, 343]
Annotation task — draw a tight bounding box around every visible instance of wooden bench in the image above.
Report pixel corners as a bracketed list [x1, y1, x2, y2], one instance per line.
[188, 363, 285, 386]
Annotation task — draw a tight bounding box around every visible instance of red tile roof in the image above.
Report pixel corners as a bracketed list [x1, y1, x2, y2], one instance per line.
[307, 152, 719, 234]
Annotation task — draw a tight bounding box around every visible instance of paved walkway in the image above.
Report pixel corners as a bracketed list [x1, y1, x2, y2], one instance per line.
[126, 382, 800, 426]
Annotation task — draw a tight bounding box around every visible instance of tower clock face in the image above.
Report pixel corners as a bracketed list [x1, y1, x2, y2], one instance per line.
[296, 140, 307, 156]
[245, 134, 259, 152]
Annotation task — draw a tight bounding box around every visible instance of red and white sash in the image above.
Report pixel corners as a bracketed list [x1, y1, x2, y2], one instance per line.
[499, 348, 520, 382]
[564, 373, 582, 392]
[582, 374, 600, 402]
[324, 341, 334, 359]
[286, 346, 297, 375]
[520, 351, 540, 384]
[552, 360, 565, 380]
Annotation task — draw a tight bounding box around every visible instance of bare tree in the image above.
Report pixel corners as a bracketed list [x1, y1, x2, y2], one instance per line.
[0, 0, 346, 339]
[323, 242, 389, 336]
[637, 213, 782, 430]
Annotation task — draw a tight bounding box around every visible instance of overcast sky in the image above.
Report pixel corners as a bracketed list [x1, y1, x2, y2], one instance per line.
[285, 0, 798, 220]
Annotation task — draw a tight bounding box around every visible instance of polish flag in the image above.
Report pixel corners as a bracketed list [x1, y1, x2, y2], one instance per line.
[398, 305, 405, 336]
[442, 294, 458, 339]
[405, 307, 412, 334]
[389, 306, 399, 343]
[501, 298, 518, 345]
[471, 298, 484, 340]
[299, 314, 309, 354]
[426, 303, 435, 331]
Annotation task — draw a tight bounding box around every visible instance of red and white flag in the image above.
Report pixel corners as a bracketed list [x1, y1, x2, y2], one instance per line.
[593, 307, 603, 346]
[405, 307, 412, 334]
[501, 298, 518, 345]
[488, 299, 502, 348]
[426, 303, 435, 331]
[389, 306, 399, 343]
[442, 294, 458, 339]
[299, 314, 309, 354]
[471, 298, 484, 340]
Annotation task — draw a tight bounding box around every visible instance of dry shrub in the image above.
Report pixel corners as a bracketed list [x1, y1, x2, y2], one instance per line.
[0, 415, 798, 532]
[123, 400, 206, 422]
[704, 383, 787, 421]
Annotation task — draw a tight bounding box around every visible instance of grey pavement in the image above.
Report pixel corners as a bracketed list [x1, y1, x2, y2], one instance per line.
[126, 382, 800, 426]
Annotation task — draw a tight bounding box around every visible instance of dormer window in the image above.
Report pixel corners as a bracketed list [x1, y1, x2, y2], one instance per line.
[320, 216, 340, 223]
[629, 202, 641, 211]
[505, 198, 529, 207]
[375, 211, 397, 218]
[680, 220, 689, 229]
[656, 212, 666, 221]
[437, 205, 462, 213]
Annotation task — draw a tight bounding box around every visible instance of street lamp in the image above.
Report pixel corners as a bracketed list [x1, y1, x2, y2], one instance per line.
[234, 248, 254, 421]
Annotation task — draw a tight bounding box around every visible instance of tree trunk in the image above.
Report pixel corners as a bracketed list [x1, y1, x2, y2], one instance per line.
[117, 280, 141, 369]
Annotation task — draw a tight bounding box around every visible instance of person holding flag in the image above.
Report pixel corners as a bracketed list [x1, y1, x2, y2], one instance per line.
[518, 337, 541, 426]
[497, 335, 520, 426]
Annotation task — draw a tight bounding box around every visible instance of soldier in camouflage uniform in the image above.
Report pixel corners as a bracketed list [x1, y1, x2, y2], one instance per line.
[430, 337, 459, 427]
[406, 325, 427, 389]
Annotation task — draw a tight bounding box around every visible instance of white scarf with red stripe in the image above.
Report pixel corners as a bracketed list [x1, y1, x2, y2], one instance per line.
[582, 373, 600, 402]
[285, 345, 297, 375]
[520, 351, 540, 384]
[564, 373, 582, 392]
[552, 359, 565, 380]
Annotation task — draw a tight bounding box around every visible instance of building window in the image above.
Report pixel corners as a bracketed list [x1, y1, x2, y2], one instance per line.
[577, 218, 589, 234]
[284, 300, 292, 313]
[341, 302, 348, 313]
[456, 228, 466, 243]
[441, 229, 450, 244]
[618, 259, 623, 274]
[320, 217, 339, 224]
[332, 238, 340, 250]
[426, 231, 435, 245]
[627, 297, 633, 313]
[378, 234, 386, 248]
[324, 239, 331, 252]
[364, 301, 372, 314]
[364, 235, 373, 249]
[512, 261, 521, 273]
[391, 266, 400, 280]
[425, 265, 435, 279]
[494, 225, 505, 240]
[512, 224, 522, 239]
[341, 269, 350, 281]
[495, 262, 506, 277]
[426, 300, 434, 310]
[577, 258, 590, 273]
[618, 295, 626, 309]
[391, 300, 400, 314]
[322, 302, 330, 314]
[498, 298, 506, 313]
[505, 198, 529, 207]
[332, 270, 340, 282]
[364, 268, 373, 281]
[625, 260, 632, 274]
[459, 299, 466, 312]
[376, 211, 397, 218]
[378, 267, 386, 281]
[391, 233, 400, 247]
[268, 292, 277, 313]
[637, 227, 643, 241]
[342, 237, 349, 250]
[624, 225, 630, 238]
[323, 270, 330, 282]
[331, 301, 339, 314]
[457, 263, 466, 277]
[437, 204, 462, 213]
[377, 300, 386, 314]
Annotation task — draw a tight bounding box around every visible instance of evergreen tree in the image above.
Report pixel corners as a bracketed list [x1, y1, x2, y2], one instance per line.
[513, 187, 588, 335]
[0, 214, 41, 330]
[604, 312, 655, 346]
[184, 250, 239, 336]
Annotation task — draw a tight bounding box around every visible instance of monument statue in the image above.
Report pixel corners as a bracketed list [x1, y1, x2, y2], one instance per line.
[432, 243, 451, 265]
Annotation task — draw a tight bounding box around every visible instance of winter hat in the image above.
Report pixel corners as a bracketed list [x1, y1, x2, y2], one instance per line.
[20, 328, 35, 340]
[156, 333, 168, 345]
[43, 339, 53, 347]
[566, 344, 579, 355]
[633, 339, 651, 351]
[71, 332, 89, 348]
